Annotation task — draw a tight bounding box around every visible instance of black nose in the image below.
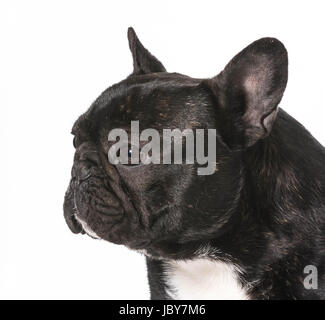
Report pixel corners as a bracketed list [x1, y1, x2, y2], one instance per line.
[74, 142, 102, 183]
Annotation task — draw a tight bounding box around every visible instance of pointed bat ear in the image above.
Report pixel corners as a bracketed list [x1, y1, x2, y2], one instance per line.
[204, 37, 288, 149]
[127, 27, 166, 75]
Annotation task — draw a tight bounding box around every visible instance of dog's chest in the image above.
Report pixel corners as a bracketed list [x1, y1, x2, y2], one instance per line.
[163, 259, 249, 300]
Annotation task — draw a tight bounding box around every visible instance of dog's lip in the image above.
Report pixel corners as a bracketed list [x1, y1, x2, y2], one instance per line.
[63, 182, 84, 234]
[70, 189, 83, 233]
[72, 210, 86, 235]
[72, 188, 103, 239]
[74, 214, 101, 240]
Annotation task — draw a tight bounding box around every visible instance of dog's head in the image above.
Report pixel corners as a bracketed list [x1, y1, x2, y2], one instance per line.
[64, 28, 288, 258]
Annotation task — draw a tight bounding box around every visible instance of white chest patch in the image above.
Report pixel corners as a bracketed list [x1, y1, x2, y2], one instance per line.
[163, 259, 249, 300]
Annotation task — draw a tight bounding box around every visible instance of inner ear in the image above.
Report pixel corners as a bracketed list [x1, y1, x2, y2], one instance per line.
[205, 37, 288, 149]
[127, 27, 166, 75]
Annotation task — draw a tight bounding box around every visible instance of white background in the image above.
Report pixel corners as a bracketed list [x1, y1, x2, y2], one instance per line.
[1, 0, 325, 299]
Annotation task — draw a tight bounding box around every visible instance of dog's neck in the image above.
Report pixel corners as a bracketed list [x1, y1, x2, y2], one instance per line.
[211, 108, 325, 264]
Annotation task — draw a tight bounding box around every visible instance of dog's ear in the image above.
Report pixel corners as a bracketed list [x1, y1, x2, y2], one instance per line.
[127, 27, 166, 75]
[204, 38, 288, 149]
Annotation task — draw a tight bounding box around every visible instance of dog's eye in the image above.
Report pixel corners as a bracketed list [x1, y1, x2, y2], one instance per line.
[114, 144, 138, 165]
[116, 146, 133, 158]
[126, 144, 140, 166]
[127, 146, 134, 159]
[109, 144, 149, 167]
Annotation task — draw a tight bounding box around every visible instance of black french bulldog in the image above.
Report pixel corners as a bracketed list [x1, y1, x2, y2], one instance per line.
[64, 28, 325, 299]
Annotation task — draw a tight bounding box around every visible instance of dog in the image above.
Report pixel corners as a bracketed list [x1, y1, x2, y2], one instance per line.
[64, 27, 325, 299]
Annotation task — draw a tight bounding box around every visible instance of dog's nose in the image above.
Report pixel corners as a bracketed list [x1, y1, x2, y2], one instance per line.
[73, 142, 103, 183]
[74, 141, 101, 163]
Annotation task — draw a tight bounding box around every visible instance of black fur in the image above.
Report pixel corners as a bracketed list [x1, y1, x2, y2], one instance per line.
[64, 27, 325, 299]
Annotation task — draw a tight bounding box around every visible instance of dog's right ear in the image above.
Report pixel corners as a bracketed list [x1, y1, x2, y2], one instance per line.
[203, 37, 288, 150]
[127, 27, 166, 75]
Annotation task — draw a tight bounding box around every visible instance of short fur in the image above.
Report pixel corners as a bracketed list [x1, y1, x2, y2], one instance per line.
[64, 28, 325, 299]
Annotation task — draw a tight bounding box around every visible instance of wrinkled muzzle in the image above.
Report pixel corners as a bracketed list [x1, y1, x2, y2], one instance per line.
[63, 142, 149, 247]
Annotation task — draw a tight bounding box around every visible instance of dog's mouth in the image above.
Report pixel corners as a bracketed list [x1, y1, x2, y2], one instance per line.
[63, 178, 99, 239]
[63, 172, 129, 243]
[64, 179, 83, 234]
[74, 214, 101, 239]
[63, 145, 152, 249]
[72, 194, 101, 240]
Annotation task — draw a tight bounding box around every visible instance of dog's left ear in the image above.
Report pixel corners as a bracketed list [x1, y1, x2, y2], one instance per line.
[127, 27, 166, 75]
[204, 37, 288, 149]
